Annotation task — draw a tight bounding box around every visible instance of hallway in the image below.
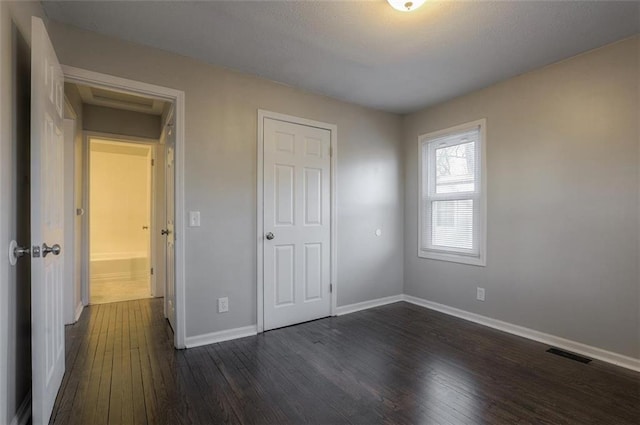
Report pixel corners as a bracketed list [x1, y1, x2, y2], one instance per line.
[90, 279, 151, 304]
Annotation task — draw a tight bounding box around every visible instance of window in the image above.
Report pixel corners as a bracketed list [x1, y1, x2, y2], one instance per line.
[419, 119, 486, 266]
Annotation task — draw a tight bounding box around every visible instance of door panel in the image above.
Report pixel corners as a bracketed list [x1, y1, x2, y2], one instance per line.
[263, 118, 331, 330]
[303, 168, 322, 225]
[30, 17, 65, 425]
[304, 243, 322, 301]
[274, 245, 295, 306]
[275, 165, 294, 226]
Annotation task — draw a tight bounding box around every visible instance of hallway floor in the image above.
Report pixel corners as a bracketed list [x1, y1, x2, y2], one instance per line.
[90, 278, 151, 304]
[50, 299, 639, 425]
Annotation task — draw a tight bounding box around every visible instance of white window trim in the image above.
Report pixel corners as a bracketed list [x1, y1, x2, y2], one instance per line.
[418, 119, 487, 266]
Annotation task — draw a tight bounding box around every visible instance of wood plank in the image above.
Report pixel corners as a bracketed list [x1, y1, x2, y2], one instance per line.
[119, 298, 134, 425]
[107, 301, 124, 425]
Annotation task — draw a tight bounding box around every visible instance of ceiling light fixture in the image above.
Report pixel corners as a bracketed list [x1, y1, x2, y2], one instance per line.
[387, 0, 426, 12]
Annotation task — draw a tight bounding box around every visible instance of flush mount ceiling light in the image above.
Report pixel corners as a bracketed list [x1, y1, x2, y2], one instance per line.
[387, 0, 426, 12]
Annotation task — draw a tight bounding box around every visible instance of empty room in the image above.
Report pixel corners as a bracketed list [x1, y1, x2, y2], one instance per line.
[0, 1, 638, 425]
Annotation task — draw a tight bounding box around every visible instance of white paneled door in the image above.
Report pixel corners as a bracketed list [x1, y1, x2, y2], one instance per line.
[263, 117, 331, 330]
[30, 17, 66, 425]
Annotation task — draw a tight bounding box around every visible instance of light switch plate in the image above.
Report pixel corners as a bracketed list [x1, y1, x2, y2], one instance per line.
[189, 211, 200, 227]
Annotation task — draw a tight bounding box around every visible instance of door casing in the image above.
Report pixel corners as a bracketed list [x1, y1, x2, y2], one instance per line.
[83, 133, 157, 304]
[63, 66, 187, 349]
[256, 110, 338, 333]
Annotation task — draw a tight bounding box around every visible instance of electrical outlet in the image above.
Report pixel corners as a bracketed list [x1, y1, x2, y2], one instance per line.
[189, 211, 201, 227]
[476, 287, 486, 302]
[218, 297, 229, 313]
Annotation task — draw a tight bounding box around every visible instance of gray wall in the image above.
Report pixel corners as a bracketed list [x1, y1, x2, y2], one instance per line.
[48, 21, 405, 338]
[83, 104, 162, 139]
[403, 37, 640, 359]
[0, 1, 46, 423]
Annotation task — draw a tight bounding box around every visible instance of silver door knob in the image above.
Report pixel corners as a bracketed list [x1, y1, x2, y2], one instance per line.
[42, 243, 61, 257]
[265, 232, 275, 240]
[161, 229, 170, 236]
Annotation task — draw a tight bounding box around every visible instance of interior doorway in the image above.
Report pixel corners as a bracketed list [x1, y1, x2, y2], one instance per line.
[63, 65, 187, 349]
[89, 138, 153, 304]
[67, 76, 173, 309]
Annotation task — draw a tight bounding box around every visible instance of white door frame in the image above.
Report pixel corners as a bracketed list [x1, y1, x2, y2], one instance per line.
[83, 132, 158, 304]
[63, 65, 187, 349]
[256, 110, 338, 333]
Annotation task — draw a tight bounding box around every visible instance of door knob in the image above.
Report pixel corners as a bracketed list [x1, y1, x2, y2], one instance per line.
[265, 232, 275, 240]
[42, 243, 61, 257]
[161, 229, 170, 236]
[142, 225, 149, 230]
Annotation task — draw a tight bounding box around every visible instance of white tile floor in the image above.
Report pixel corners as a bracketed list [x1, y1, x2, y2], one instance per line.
[90, 278, 151, 304]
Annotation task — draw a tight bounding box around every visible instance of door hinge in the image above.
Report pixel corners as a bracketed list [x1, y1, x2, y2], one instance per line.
[150, 267, 154, 275]
[330, 284, 333, 293]
[151, 159, 155, 166]
[329, 146, 332, 157]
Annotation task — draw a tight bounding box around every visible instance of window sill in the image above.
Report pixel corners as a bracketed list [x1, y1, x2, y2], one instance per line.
[418, 249, 486, 267]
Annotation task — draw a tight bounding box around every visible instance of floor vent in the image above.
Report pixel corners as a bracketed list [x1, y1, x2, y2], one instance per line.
[546, 347, 592, 364]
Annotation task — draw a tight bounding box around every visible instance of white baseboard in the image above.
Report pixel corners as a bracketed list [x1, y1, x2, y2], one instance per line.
[10, 391, 31, 425]
[184, 294, 404, 349]
[180, 293, 639, 373]
[335, 294, 404, 316]
[402, 294, 640, 373]
[185, 325, 257, 349]
[74, 301, 84, 322]
[90, 271, 148, 282]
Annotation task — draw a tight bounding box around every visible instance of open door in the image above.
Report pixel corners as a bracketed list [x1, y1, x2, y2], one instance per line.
[164, 119, 176, 330]
[30, 17, 65, 424]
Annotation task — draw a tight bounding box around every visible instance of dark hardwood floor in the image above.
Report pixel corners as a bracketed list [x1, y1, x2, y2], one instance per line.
[50, 299, 639, 425]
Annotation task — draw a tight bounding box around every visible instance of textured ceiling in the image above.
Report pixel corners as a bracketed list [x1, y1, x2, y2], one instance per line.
[43, 1, 640, 114]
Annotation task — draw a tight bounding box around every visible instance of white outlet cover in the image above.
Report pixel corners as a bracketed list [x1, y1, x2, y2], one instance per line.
[476, 287, 485, 301]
